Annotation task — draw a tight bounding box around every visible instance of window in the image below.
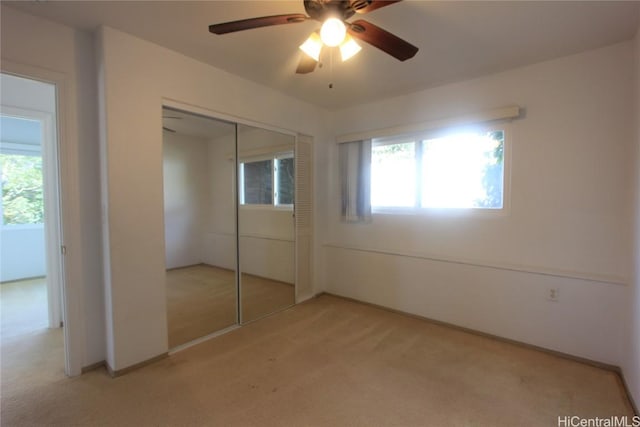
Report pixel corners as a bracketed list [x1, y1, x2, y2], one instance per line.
[242, 159, 273, 205]
[1, 115, 45, 226]
[1, 153, 44, 225]
[371, 127, 505, 210]
[240, 153, 294, 207]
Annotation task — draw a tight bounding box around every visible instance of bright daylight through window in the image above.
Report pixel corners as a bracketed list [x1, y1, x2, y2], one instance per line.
[240, 154, 294, 207]
[0, 153, 44, 225]
[0, 115, 45, 226]
[371, 128, 505, 210]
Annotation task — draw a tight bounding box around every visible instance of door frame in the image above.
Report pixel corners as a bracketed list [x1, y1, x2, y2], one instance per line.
[0, 105, 63, 328]
[1, 60, 85, 376]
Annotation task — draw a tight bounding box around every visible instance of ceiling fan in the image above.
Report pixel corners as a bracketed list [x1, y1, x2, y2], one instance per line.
[208, 0, 418, 74]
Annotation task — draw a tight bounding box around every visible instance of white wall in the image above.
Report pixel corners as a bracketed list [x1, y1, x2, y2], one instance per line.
[238, 125, 295, 283]
[625, 27, 640, 410]
[0, 227, 45, 282]
[97, 26, 328, 370]
[322, 42, 635, 366]
[1, 5, 104, 373]
[163, 132, 209, 269]
[202, 132, 236, 270]
[239, 210, 295, 284]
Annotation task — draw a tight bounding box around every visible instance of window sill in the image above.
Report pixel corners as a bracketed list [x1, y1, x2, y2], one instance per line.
[239, 204, 293, 212]
[0, 223, 45, 230]
[372, 206, 508, 218]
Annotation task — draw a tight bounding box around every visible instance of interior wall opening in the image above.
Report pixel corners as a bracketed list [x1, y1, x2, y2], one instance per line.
[0, 72, 66, 383]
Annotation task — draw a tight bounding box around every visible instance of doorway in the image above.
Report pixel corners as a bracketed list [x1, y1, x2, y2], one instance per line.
[0, 72, 65, 381]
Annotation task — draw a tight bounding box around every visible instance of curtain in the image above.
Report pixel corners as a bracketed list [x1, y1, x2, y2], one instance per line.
[339, 139, 371, 223]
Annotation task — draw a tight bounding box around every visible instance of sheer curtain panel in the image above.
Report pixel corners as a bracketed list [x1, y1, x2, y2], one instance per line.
[339, 140, 372, 223]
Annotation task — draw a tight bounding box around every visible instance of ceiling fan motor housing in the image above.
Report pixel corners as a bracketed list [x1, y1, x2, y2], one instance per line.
[303, 0, 368, 21]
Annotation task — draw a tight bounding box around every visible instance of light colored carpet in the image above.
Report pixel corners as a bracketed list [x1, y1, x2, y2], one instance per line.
[1, 278, 49, 339]
[1, 295, 634, 426]
[166, 265, 294, 348]
[1, 278, 66, 423]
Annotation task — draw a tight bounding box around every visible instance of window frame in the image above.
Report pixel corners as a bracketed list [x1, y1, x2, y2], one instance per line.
[1, 112, 47, 228]
[371, 121, 511, 217]
[239, 151, 294, 211]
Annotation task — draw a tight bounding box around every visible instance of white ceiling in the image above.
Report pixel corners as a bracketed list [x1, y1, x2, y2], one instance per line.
[6, 1, 640, 110]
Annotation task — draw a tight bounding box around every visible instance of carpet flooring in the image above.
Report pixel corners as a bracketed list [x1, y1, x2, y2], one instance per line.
[1, 278, 49, 340]
[166, 265, 295, 348]
[1, 294, 634, 426]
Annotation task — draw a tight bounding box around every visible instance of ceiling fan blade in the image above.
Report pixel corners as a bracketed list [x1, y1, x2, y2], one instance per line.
[296, 54, 318, 74]
[348, 19, 418, 61]
[209, 14, 308, 35]
[353, 0, 402, 14]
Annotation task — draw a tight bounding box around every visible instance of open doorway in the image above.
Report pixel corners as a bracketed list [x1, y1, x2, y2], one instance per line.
[0, 72, 65, 382]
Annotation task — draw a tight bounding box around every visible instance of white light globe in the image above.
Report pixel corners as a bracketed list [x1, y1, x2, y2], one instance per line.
[320, 18, 346, 47]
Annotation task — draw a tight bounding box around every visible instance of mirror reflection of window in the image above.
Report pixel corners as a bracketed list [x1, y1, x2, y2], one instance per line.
[237, 124, 296, 324]
[275, 155, 294, 206]
[241, 159, 273, 205]
[162, 109, 298, 347]
[239, 152, 294, 207]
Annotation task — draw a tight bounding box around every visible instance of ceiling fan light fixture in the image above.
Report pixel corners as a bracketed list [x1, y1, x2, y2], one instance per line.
[299, 32, 323, 61]
[320, 17, 346, 47]
[339, 35, 362, 61]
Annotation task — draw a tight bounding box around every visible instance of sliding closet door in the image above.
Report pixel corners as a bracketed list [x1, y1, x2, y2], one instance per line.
[295, 135, 313, 302]
[237, 124, 296, 323]
[162, 107, 238, 348]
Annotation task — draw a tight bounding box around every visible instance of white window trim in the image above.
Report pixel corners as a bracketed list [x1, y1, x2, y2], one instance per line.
[239, 151, 294, 210]
[371, 121, 512, 217]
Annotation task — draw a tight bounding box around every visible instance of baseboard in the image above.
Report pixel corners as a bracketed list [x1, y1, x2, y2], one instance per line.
[166, 264, 294, 286]
[169, 325, 240, 355]
[0, 275, 46, 284]
[618, 370, 639, 416]
[241, 271, 294, 287]
[106, 353, 168, 378]
[322, 292, 638, 414]
[81, 360, 106, 374]
[166, 263, 206, 272]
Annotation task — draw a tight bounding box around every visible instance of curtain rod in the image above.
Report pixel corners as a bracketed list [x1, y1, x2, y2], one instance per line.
[336, 105, 521, 144]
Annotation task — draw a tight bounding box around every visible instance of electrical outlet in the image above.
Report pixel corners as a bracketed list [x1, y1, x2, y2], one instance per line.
[546, 287, 559, 302]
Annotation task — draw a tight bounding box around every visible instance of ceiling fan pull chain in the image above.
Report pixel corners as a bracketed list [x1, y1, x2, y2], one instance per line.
[329, 48, 334, 89]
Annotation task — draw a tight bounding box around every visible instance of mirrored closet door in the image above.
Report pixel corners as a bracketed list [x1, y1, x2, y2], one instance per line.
[237, 125, 296, 323]
[162, 107, 238, 348]
[162, 108, 298, 349]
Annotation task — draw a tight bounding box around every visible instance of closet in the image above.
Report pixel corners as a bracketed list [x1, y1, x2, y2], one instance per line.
[162, 106, 307, 348]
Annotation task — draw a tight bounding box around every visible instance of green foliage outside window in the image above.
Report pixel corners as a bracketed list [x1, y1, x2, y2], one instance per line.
[0, 153, 44, 225]
[474, 130, 504, 209]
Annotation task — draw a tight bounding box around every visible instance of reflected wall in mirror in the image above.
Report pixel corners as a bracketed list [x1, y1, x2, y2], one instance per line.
[162, 107, 238, 348]
[237, 124, 296, 323]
